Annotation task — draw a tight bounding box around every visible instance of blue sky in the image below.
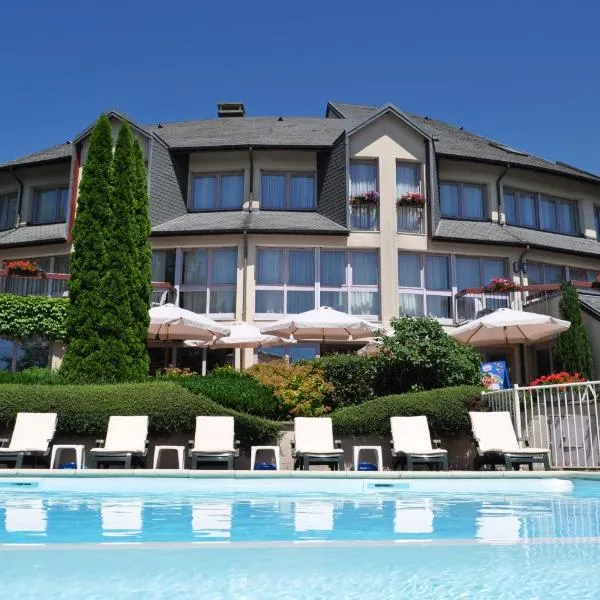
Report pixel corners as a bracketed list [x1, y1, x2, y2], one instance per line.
[1, 0, 598, 172]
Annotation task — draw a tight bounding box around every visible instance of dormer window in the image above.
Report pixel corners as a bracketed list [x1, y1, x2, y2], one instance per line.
[30, 187, 68, 225]
[190, 173, 244, 211]
[440, 182, 486, 220]
[260, 172, 316, 210]
[0, 192, 17, 231]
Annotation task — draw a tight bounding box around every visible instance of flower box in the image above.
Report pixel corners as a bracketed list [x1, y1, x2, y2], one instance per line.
[530, 372, 587, 387]
[2, 260, 43, 277]
[396, 192, 425, 207]
[350, 191, 379, 205]
[484, 278, 521, 293]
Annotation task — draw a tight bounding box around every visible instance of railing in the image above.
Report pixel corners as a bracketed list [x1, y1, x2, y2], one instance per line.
[349, 202, 378, 231]
[0, 269, 175, 305]
[483, 381, 600, 468]
[396, 205, 424, 234]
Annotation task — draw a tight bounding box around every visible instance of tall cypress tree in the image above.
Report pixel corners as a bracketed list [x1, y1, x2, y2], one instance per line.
[60, 115, 114, 381]
[554, 282, 595, 378]
[131, 138, 152, 374]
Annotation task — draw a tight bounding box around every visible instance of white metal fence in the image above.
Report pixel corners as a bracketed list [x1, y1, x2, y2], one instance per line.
[483, 381, 600, 469]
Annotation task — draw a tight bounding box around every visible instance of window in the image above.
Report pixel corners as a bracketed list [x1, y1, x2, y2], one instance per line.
[568, 267, 598, 282]
[0, 192, 17, 231]
[527, 262, 566, 285]
[31, 187, 68, 224]
[151, 250, 176, 284]
[180, 248, 237, 316]
[398, 253, 452, 320]
[595, 207, 600, 241]
[255, 247, 380, 318]
[396, 163, 421, 198]
[350, 161, 378, 198]
[440, 182, 485, 220]
[455, 257, 507, 291]
[0, 336, 49, 372]
[504, 189, 578, 234]
[260, 172, 315, 210]
[190, 172, 244, 210]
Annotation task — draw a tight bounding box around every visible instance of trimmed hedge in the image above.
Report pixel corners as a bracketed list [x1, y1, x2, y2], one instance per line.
[331, 385, 484, 437]
[0, 382, 281, 444]
[0, 368, 59, 385]
[165, 371, 281, 420]
[310, 354, 377, 409]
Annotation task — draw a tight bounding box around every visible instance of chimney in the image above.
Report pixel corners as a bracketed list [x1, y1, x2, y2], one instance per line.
[217, 102, 246, 118]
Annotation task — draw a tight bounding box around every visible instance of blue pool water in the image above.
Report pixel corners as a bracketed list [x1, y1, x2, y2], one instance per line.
[1, 477, 600, 598]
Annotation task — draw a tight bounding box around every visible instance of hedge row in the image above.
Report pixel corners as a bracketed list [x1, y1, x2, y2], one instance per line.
[0, 382, 281, 444]
[0, 295, 68, 340]
[331, 385, 484, 437]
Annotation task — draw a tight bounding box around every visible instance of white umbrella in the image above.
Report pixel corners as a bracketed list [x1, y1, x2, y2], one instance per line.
[450, 308, 570, 346]
[184, 321, 293, 349]
[148, 304, 230, 341]
[260, 306, 381, 341]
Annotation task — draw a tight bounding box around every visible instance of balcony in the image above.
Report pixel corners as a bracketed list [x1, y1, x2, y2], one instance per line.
[397, 204, 425, 234]
[349, 201, 378, 231]
[0, 269, 176, 305]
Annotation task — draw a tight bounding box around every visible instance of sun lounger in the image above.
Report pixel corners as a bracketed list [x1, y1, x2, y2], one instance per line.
[90, 416, 149, 469]
[189, 416, 239, 470]
[469, 411, 551, 471]
[0, 412, 57, 468]
[292, 417, 344, 471]
[390, 416, 448, 470]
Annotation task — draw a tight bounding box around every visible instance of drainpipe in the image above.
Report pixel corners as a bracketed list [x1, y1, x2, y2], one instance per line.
[496, 164, 510, 224]
[248, 146, 254, 212]
[8, 167, 24, 228]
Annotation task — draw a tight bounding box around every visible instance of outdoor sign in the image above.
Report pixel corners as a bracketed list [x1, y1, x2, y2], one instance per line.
[480, 361, 511, 390]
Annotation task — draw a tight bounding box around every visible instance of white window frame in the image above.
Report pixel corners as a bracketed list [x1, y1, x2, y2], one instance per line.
[440, 181, 487, 221]
[397, 253, 453, 324]
[395, 161, 421, 198]
[504, 188, 579, 235]
[259, 171, 316, 210]
[0, 192, 17, 231]
[189, 171, 244, 211]
[454, 256, 508, 291]
[255, 247, 380, 320]
[30, 187, 69, 225]
[178, 247, 237, 319]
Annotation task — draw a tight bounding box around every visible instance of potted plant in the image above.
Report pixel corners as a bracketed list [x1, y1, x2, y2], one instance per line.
[2, 259, 43, 277]
[396, 192, 425, 207]
[484, 278, 521, 293]
[350, 190, 380, 205]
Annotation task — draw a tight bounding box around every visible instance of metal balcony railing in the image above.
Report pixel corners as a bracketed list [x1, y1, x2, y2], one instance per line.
[349, 202, 379, 231]
[396, 205, 425, 234]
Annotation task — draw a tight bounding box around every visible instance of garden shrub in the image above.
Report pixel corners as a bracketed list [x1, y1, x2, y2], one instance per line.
[246, 362, 333, 418]
[162, 369, 280, 419]
[0, 382, 280, 444]
[331, 385, 484, 437]
[0, 367, 59, 385]
[0, 295, 68, 340]
[374, 317, 481, 394]
[309, 354, 377, 409]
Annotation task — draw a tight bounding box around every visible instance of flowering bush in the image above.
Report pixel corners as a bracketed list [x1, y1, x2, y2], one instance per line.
[397, 192, 425, 206]
[530, 372, 587, 387]
[2, 259, 41, 276]
[484, 278, 521, 293]
[247, 362, 333, 418]
[350, 190, 379, 205]
[157, 366, 198, 377]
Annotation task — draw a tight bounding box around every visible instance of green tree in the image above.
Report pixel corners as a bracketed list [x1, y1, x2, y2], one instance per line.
[554, 283, 594, 378]
[375, 316, 482, 394]
[60, 114, 113, 381]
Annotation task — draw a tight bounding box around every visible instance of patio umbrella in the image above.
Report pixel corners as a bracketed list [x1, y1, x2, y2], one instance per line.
[449, 308, 570, 347]
[183, 321, 293, 349]
[148, 304, 230, 342]
[260, 306, 381, 341]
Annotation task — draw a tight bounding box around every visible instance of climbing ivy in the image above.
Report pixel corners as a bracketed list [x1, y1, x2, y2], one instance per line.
[0, 295, 68, 340]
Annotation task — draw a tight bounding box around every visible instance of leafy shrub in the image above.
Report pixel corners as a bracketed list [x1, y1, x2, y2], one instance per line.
[375, 317, 481, 394]
[331, 385, 484, 437]
[163, 370, 280, 419]
[0, 382, 280, 444]
[0, 368, 59, 385]
[0, 295, 68, 340]
[309, 354, 377, 409]
[247, 362, 333, 417]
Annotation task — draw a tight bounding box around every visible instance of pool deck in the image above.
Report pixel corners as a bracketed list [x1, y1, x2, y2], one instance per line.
[1, 468, 600, 480]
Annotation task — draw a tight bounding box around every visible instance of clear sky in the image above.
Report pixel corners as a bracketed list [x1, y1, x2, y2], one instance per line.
[1, 0, 599, 172]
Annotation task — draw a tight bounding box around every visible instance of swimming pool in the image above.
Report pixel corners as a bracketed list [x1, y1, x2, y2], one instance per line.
[1, 473, 600, 598]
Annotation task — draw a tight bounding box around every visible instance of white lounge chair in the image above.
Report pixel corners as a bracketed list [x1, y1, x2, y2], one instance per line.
[0, 412, 57, 468]
[189, 416, 239, 470]
[469, 411, 551, 471]
[292, 417, 344, 471]
[390, 416, 448, 470]
[90, 416, 149, 469]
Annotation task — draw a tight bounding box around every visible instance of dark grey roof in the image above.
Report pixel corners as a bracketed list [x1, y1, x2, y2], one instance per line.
[435, 219, 600, 258]
[152, 211, 348, 236]
[0, 143, 72, 171]
[0, 223, 67, 248]
[579, 292, 600, 317]
[328, 102, 600, 185]
[151, 118, 350, 149]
